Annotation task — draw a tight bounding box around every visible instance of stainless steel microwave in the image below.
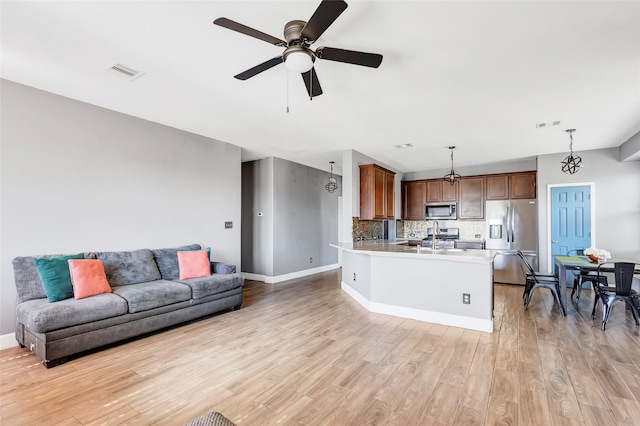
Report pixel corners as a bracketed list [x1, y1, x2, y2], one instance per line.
[425, 202, 457, 220]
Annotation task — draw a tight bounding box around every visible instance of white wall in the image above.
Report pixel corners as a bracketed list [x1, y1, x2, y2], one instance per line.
[0, 80, 242, 335]
[537, 147, 640, 272]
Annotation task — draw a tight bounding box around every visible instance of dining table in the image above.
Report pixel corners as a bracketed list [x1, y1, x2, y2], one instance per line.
[554, 255, 640, 315]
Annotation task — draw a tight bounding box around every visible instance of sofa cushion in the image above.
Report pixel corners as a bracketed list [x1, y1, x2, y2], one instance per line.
[34, 253, 85, 302]
[69, 259, 112, 299]
[111, 280, 192, 313]
[178, 273, 245, 300]
[151, 244, 201, 280]
[16, 293, 128, 334]
[86, 249, 161, 286]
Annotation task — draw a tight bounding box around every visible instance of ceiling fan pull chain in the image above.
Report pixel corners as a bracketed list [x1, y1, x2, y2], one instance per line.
[309, 69, 313, 101]
[286, 68, 290, 113]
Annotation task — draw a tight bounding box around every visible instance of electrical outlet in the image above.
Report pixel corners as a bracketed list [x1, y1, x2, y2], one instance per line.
[309, 257, 313, 263]
[224, 221, 233, 229]
[353, 273, 356, 281]
[463, 293, 471, 304]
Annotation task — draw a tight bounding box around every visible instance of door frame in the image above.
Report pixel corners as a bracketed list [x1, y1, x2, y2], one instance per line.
[546, 182, 596, 270]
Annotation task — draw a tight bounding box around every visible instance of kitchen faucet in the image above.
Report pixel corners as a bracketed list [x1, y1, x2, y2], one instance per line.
[432, 220, 440, 250]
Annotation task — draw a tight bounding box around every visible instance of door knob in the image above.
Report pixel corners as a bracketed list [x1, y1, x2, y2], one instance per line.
[552, 240, 558, 243]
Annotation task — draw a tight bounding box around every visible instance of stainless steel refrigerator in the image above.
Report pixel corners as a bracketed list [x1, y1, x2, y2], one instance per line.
[486, 199, 538, 285]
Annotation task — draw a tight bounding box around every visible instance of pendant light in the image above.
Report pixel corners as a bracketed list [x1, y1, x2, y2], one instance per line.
[561, 129, 582, 175]
[443, 146, 461, 186]
[325, 161, 338, 193]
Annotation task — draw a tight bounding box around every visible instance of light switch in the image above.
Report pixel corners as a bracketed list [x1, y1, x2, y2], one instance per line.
[224, 221, 233, 229]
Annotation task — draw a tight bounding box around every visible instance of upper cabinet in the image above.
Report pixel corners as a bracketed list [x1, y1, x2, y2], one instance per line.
[402, 180, 426, 220]
[510, 172, 536, 199]
[458, 177, 485, 219]
[486, 172, 536, 200]
[360, 164, 395, 220]
[426, 180, 458, 203]
[486, 175, 510, 200]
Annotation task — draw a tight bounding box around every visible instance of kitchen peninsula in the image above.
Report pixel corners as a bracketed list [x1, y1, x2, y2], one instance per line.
[331, 242, 496, 332]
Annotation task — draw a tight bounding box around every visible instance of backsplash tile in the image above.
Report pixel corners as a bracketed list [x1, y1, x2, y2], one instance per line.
[352, 217, 384, 242]
[398, 220, 486, 241]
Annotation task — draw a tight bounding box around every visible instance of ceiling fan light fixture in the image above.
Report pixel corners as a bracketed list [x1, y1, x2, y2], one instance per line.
[284, 49, 314, 73]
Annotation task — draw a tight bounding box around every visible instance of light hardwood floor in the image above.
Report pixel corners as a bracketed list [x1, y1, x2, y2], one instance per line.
[1, 269, 640, 425]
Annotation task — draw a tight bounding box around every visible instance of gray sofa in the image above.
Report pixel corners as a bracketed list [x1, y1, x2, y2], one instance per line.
[12, 244, 244, 367]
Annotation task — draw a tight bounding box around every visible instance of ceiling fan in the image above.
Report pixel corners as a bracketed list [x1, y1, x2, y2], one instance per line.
[213, 0, 383, 99]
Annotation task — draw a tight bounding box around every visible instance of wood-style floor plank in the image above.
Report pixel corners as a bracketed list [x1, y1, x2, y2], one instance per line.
[2, 270, 640, 425]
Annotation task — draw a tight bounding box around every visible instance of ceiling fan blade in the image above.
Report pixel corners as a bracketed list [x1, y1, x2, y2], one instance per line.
[302, 68, 323, 98]
[301, 0, 348, 43]
[315, 46, 383, 68]
[234, 57, 284, 80]
[214, 18, 287, 46]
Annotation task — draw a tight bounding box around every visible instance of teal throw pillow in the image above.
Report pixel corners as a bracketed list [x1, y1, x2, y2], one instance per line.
[35, 253, 85, 302]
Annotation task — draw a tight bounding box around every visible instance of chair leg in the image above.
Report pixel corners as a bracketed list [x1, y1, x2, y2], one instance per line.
[551, 286, 566, 316]
[627, 300, 640, 326]
[575, 276, 583, 300]
[591, 291, 600, 320]
[570, 275, 578, 299]
[601, 296, 614, 331]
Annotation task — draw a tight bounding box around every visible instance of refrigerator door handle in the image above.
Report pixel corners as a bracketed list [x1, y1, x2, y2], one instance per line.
[510, 205, 516, 243]
[506, 206, 512, 243]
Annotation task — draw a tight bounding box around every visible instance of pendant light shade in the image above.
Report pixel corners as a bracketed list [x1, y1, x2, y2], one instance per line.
[561, 129, 582, 175]
[325, 161, 338, 193]
[443, 146, 461, 186]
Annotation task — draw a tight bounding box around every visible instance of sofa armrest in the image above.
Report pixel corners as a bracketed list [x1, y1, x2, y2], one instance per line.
[211, 262, 236, 275]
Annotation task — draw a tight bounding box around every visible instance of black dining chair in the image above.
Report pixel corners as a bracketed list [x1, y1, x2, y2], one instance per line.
[591, 262, 640, 330]
[517, 250, 566, 315]
[567, 249, 608, 301]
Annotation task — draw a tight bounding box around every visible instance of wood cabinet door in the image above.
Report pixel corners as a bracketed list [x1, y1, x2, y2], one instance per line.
[458, 177, 485, 219]
[385, 172, 395, 219]
[442, 181, 458, 202]
[486, 175, 510, 200]
[426, 180, 443, 203]
[374, 167, 386, 219]
[402, 180, 425, 220]
[511, 172, 536, 199]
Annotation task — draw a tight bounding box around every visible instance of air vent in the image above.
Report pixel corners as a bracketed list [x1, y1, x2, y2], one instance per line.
[536, 120, 561, 128]
[395, 143, 414, 149]
[105, 63, 145, 81]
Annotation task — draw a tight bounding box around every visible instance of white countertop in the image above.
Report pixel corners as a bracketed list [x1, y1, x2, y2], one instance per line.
[330, 241, 496, 264]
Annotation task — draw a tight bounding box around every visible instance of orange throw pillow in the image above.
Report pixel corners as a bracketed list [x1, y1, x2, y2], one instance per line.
[68, 259, 112, 299]
[177, 250, 211, 280]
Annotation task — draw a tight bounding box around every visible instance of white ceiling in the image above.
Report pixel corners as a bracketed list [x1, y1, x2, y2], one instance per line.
[2, 1, 639, 175]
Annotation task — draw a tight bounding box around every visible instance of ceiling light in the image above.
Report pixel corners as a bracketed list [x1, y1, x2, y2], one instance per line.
[325, 161, 338, 193]
[443, 146, 461, 186]
[561, 129, 582, 174]
[283, 48, 314, 73]
[395, 143, 414, 149]
[536, 121, 561, 128]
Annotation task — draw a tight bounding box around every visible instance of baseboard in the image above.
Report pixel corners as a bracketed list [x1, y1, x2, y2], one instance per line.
[341, 281, 493, 333]
[242, 263, 341, 284]
[0, 333, 19, 350]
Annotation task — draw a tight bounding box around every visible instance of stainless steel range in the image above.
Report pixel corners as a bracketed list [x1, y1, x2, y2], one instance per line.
[421, 227, 459, 249]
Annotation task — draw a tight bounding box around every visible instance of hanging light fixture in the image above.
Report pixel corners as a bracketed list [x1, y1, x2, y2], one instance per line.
[561, 129, 582, 174]
[443, 146, 461, 186]
[325, 161, 338, 193]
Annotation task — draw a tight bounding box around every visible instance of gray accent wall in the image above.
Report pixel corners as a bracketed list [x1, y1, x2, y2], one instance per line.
[537, 147, 640, 272]
[242, 157, 341, 277]
[0, 79, 242, 336]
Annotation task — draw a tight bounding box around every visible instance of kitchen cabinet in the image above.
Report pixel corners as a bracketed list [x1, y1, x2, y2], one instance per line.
[402, 180, 426, 220]
[426, 179, 458, 203]
[360, 164, 395, 220]
[458, 177, 485, 219]
[486, 175, 510, 200]
[486, 172, 536, 200]
[510, 172, 536, 199]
